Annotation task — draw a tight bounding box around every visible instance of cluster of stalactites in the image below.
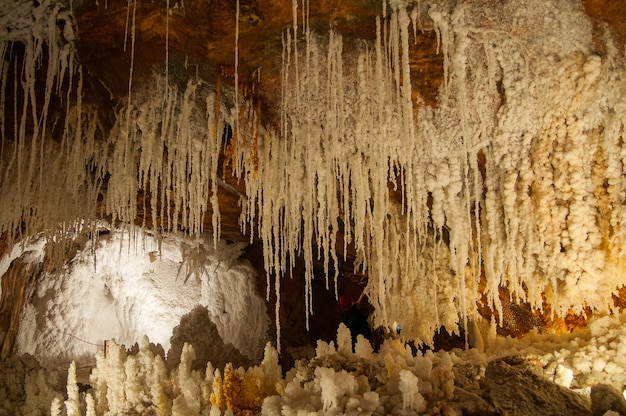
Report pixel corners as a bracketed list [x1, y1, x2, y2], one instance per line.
[0, 0, 230, 256]
[0, 0, 86, 252]
[2, 0, 626, 346]
[106, 77, 227, 246]
[239, 1, 463, 342]
[240, 0, 626, 344]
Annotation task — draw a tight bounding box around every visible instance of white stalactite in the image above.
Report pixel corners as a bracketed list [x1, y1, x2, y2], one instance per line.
[1, 0, 626, 345]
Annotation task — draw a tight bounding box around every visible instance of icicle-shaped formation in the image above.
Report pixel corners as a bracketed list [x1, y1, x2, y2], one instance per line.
[0, 0, 228, 251]
[382, 0, 625, 332]
[238, 0, 458, 341]
[0, 0, 92, 251]
[420, 0, 626, 321]
[107, 76, 227, 238]
[241, 0, 626, 342]
[238, 1, 442, 339]
[2, 0, 626, 345]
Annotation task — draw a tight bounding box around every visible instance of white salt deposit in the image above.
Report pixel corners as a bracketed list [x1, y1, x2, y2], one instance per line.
[14, 227, 269, 369]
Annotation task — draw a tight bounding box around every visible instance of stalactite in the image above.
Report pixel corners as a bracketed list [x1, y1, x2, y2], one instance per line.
[1, 0, 626, 346]
[242, 0, 626, 342]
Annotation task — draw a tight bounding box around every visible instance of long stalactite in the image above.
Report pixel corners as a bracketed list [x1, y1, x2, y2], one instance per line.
[0, 0, 625, 348]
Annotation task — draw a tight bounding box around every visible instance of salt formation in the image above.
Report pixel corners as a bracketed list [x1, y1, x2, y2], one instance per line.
[0, 0, 85, 249]
[0, 353, 64, 416]
[78, 338, 282, 416]
[519, 313, 626, 392]
[14, 228, 269, 369]
[1, 0, 626, 346]
[7, 313, 626, 415]
[1, 0, 229, 248]
[242, 0, 626, 343]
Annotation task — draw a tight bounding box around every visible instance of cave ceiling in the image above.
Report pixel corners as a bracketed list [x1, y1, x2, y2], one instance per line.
[67, 0, 624, 233]
[68, 0, 626, 308]
[67, 0, 625, 237]
[1, 0, 626, 353]
[68, 0, 449, 282]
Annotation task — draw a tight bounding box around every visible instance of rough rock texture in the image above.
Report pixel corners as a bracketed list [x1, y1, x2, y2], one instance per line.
[0, 258, 43, 359]
[590, 384, 626, 416]
[166, 305, 252, 372]
[485, 357, 592, 416]
[452, 387, 498, 416]
[451, 362, 497, 415]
